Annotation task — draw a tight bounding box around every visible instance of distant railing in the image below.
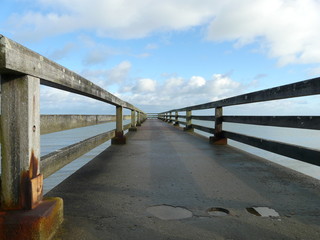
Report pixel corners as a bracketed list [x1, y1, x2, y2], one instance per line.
[147, 113, 159, 119]
[159, 77, 320, 167]
[0, 35, 146, 210]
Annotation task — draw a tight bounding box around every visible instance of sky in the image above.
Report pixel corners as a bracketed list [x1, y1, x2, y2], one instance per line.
[1, 0, 320, 115]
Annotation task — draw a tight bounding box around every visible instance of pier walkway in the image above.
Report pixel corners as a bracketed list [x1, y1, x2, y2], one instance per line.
[48, 119, 320, 240]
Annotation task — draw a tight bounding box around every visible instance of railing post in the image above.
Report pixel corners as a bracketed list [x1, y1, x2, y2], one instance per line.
[1, 75, 42, 210]
[183, 110, 193, 132]
[129, 110, 137, 131]
[210, 107, 227, 145]
[167, 112, 171, 123]
[174, 111, 179, 126]
[111, 106, 126, 144]
[0, 74, 63, 240]
[137, 111, 142, 126]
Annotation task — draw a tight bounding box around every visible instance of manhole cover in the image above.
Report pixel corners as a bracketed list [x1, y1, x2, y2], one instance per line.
[246, 207, 280, 217]
[207, 207, 230, 216]
[147, 205, 193, 220]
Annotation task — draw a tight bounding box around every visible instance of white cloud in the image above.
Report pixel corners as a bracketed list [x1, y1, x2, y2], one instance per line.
[7, 0, 320, 66]
[188, 76, 206, 87]
[206, 0, 320, 66]
[107, 61, 132, 83]
[206, 74, 241, 96]
[82, 61, 132, 87]
[9, 0, 217, 40]
[118, 74, 245, 109]
[133, 78, 157, 93]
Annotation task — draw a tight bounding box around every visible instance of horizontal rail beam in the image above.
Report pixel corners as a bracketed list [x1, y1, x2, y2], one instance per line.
[123, 123, 131, 131]
[191, 124, 214, 134]
[223, 131, 320, 166]
[191, 115, 215, 121]
[177, 120, 187, 125]
[41, 130, 115, 178]
[41, 115, 131, 134]
[0, 35, 142, 112]
[223, 116, 320, 130]
[165, 77, 320, 112]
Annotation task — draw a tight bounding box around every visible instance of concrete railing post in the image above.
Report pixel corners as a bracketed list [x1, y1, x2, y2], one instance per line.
[129, 110, 137, 131]
[1, 75, 42, 210]
[183, 110, 193, 132]
[111, 106, 126, 144]
[137, 111, 142, 126]
[174, 111, 179, 126]
[0, 75, 63, 240]
[210, 107, 227, 145]
[168, 111, 172, 123]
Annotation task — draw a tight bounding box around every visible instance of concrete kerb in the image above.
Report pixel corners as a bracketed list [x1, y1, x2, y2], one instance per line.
[129, 127, 138, 131]
[209, 136, 228, 145]
[0, 197, 63, 240]
[111, 131, 126, 145]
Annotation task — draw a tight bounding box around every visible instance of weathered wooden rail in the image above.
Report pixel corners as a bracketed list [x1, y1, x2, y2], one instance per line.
[160, 77, 320, 167]
[147, 113, 159, 119]
[0, 34, 146, 239]
[39, 114, 132, 178]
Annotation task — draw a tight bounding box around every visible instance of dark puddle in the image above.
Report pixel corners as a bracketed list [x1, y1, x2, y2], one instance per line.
[147, 205, 193, 220]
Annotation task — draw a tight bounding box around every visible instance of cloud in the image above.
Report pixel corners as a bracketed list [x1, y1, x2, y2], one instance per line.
[8, 0, 217, 40]
[48, 42, 75, 60]
[80, 36, 117, 65]
[7, 0, 320, 66]
[40, 83, 115, 114]
[206, 0, 320, 66]
[107, 61, 132, 83]
[145, 43, 159, 50]
[133, 78, 157, 93]
[81, 61, 132, 87]
[118, 73, 245, 109]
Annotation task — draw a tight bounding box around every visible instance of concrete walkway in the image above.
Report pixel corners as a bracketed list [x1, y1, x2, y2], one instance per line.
[48, 119, 320, 240]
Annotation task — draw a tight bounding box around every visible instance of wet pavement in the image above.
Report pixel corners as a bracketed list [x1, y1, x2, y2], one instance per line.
[48, 119, 320, 240]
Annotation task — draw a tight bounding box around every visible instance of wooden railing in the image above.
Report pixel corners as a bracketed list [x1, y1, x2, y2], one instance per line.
[147, 113, 159, 119]
[160, 77, 320, 167]
[0, 35, 146, 210]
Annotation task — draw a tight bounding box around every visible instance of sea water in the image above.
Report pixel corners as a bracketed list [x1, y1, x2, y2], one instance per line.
[42, 121, 130, 194]
[1, 119, 319, 195]
[191, 119, 320, 180]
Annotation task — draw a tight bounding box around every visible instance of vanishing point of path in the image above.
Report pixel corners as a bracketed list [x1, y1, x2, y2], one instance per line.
[48, 119, 320, 240]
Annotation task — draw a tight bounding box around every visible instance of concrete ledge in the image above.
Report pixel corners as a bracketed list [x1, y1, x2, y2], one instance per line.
[40, 115, 131, 135]
[183, 126, 194, 132]
[41, 130, 115, 178]
[111, 136, 126, 144]
[111, 132, 126, 145]
[0, 197, 63, 240]
[209, 136, 228, 145]
[129, 127, 138, 132]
